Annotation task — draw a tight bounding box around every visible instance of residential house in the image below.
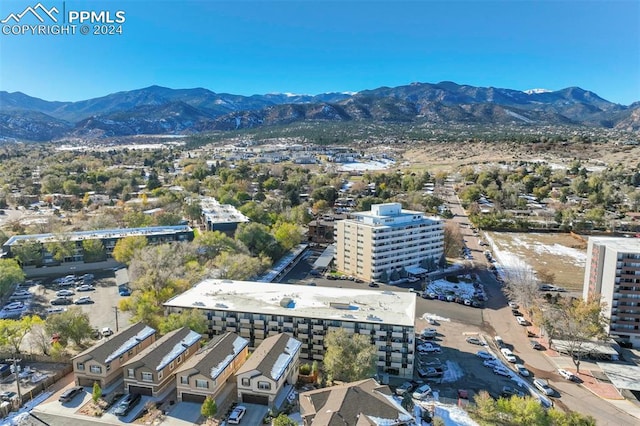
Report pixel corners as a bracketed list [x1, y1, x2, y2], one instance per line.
[235, 333, 301, 406]
[72, 322, 156, 388]
[122, 327, 201, 397]
[175, 333, 249, 403]
[299, 378, 413, 425]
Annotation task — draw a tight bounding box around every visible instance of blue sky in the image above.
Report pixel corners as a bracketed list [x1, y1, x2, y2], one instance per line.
[1, 0, 638, 104]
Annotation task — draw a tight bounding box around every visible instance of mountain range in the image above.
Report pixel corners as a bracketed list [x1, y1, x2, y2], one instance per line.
[1, 81, 638, 141]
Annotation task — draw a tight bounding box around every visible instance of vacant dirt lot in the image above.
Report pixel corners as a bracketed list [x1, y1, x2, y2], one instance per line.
[487, 232, 587, 291]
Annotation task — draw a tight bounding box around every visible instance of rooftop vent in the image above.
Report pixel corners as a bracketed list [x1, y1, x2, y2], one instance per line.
[280, 297, 295, 309]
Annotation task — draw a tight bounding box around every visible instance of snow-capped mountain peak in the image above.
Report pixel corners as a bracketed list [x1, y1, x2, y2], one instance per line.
[524, 88, 552, 95]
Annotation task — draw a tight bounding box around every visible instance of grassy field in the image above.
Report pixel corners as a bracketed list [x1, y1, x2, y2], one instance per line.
[486, 232, 588, 291]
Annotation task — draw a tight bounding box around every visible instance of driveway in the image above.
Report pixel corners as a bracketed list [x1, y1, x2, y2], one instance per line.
[161, 402, 202, 425]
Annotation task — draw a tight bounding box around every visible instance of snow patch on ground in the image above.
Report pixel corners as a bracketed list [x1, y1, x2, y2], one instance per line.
[416, 400, 479, 426]
[338, 159, 395, 171]
[441, 361, 464, 383]
[509, 235, 586, 267]
[422, 313, 451, 322]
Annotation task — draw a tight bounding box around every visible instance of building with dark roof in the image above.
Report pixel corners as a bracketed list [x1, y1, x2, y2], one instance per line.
[122, 327, 201, 397]
[175, 332, 249, 403]
[1, 225, 194, 265]
[72, 322, 156, 388]
[299, 378, 413, 426]
[235, 333, 301, 407]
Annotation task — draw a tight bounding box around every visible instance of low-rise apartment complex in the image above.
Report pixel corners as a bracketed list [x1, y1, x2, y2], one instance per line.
[1, 225, 193, 265]
[235, 333, 301, 406]
[175, 332, 249, 403]
[122, 327, 201, 397]
[72, 322, 156, 388]
[334, 203, 444, 282]
[164, 279, 416, 378]
[584, 237, 640, 348]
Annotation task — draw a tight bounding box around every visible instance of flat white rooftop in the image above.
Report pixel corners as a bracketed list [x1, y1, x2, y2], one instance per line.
[164, 279, 416, 327]
[589, 236, 640, 252]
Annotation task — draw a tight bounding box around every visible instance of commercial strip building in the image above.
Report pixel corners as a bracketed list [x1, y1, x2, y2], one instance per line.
[164, 279, 417, 378]
[1, 225, 194, 265]
[334, 203, 444, 282]
[584, 237, 640, 348]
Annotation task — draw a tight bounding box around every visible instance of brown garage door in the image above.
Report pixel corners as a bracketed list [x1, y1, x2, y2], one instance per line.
[128, 385, 153, 396]
[181, 392, 206, 403]
[77, 377, 97, 387]
[242, 393, 269, 405]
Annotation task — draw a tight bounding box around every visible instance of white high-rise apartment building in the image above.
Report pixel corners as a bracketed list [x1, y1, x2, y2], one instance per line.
[335, 203, 444, 282]
[584, 237, 640, 348]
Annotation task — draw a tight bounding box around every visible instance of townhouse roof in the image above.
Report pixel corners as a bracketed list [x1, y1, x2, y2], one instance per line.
[72, 322, 156, 365]
[123, 327, 201, 372]
[299, 378, 412, 426]
[235, 333, 301, 381]
[175, 332, 249, 380]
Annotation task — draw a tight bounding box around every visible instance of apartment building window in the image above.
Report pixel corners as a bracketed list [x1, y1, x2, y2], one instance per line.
[142, 372, 153, 382]
[89, 365, 102, 374]
[258, 381, 271, 390]
[106, 364, 111, 372]
[180, 376, 188, 385]
[76, 362, 85, 371]
[170, 361, 175, 370]
[241, 378, 251, 386]
[128, 368, 134, 378]
[158, 371, 163, 380]
[195, 379, 208, 389]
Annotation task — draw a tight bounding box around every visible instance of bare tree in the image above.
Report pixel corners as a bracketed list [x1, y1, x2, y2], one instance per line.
[502, 258, 539, 315]
[443, 221, 464, 258]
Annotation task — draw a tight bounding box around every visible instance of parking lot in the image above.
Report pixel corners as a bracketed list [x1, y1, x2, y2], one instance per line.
[7, 267, 133, 340]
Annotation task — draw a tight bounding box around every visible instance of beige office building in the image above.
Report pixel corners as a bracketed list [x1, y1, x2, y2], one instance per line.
[335, 203, 444, 282]
[584, 237, 640, 348]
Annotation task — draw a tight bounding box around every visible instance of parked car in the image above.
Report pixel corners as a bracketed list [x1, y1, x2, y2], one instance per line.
[118, 285, 132, 296]
[58, 386, 84, 403]
[73, 296, 93, 305]
[483, 359, 500, 368]
[56, 289, 75, 297]
[493, 366, 511, 377]
[476, 351, 494, 360]
[46, 307, 67, 315]
[368, 282, 379, 288]
[530, 340, 542, 350]
[9, 290, 31, 300]
[412, 384, 432, 400]
[417, 343, 441, 353]
[51, 297, 73, 306]
[501, 386, 526, 398]
[515, 363, 530, 377]
[466, 337, 483, 345]
[512, 309, 523, 317]
[533, 379, 554, 396]
[75, 284, 95, 292]
[0, 391, 17, 401]
[101, 327, 114, 337]
[500, 348, 517, 363]
[417, 367, 441, 378]
[420, 328, 437, 339]
[3, 301, 25, 311]
[494, 336, 505, 348]
[227, 405, 247, 424]
[508, 301, 519, 309]
[114, 393, 141, 416]
[558, 368, 577, 381]
[395, 381, 414, 396]
[516, 316, 529, 326]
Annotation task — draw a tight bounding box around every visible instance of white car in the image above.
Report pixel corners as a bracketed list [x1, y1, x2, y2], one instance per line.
[73, 296, 93, 305]
[558, 368, 576, 381]
[101, 327, 114, 337]
[500, 348, 517, 363]
[515, 363, 530, 377]
[56, 289, 75, 297]
[533, 379, 554, 396]
[417, 343, 441, 353]
[476, 351, 494, 360]
[420, 328, 437, 338]
[228, 405, 247, 424]
[75, 284, 95, 292]
[508, 301, 519, 309]
[516, 316, 529, 326]
[412, 384, 432, 400]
